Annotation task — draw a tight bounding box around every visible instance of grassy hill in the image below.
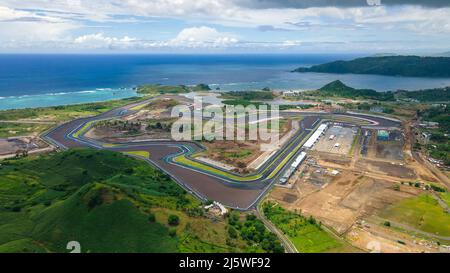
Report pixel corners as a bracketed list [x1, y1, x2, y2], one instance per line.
[307, 80, 395, 101]
[293, 56, 450, 78]
[396, 87, 450, 102]
[305, 80, 450, 102]
[137, 84, 190, 95]
[0, 149, 281, 253]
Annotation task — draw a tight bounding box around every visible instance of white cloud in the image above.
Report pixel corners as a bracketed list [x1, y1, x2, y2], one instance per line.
[0, 1, 450, 52]
[169, 26, 238, 47]
[1, 1, 450, 32]
[74, 33, 136, 49]
[282, 40, 302, 47]
[0, 6, 78, 44]
[70, 27, 239, 50]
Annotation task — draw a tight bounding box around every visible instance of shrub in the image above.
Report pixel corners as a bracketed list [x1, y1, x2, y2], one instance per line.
[168, 214, 180, 226]
[169, 228, 176, 237]
[148, 213, 156, 222]
[430, 184, 446, 193]
[228, 226, 238, 239]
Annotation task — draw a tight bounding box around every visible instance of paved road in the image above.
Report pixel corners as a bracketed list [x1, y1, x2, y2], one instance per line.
[413, 151, 450, 190]
[43, 97, 401, 210]
[255, 205, 298, 253]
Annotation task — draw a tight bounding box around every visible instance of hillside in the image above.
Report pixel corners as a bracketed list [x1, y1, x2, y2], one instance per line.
[307, 80, 395, 101]
[0, 149, 282, 253]
[293, 56, 450, 78]
[137, 84, 190, 95]
[304, 80, 450, 102]
[396, 87, 450, 102]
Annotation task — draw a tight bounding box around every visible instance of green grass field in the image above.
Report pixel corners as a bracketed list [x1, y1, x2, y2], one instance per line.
[262, 202, 343, 253]
[0, 122, 53, 138]
[0, 149, 264, 253]
[380, 194, 450, 237]
[0, 97, 143, 123]
[439, 192, 450, 207]
[223, 149, 252, 159]
[137, 84, 189, 95]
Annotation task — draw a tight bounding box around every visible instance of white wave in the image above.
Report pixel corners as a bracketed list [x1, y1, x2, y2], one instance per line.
[0, 87, 135, 102]
[46, 92, 69, 96]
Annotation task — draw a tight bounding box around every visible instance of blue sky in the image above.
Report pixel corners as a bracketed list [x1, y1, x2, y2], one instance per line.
[0, 0, 449, 54]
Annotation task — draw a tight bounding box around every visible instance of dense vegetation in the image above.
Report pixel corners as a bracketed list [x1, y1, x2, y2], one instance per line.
[220, 91, 276, 107]
[278, 104, 314, 111]
[227, 211, 284, 253]
[192, 84, 211, 91]
[293, 56, 450, 78]
[0, 149, 269, 253]
[262, 202, 344, 253]
[419, 104, 450, 132]
[137, 84, 190, 95]
[418, 105, 450, 165]
[337, 101, 395, 114]
[222, 91, 275, 101]
[308, 80, 395, 101]
[145, 118, 174, 132]
[304, 80, 450, 103]
[396, 87, 450, 102]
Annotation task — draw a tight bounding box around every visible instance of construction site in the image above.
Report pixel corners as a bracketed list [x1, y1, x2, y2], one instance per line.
[269, 119, 450, 253]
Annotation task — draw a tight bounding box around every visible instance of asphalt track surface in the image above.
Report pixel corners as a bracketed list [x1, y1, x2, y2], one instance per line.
[43, 98, 401, 210]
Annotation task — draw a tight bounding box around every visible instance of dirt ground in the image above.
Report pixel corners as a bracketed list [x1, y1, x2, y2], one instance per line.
[355, 159, 416, 179]
[364, 129, 405, 161]
[87, 118, 174, 142]
[267, 120, 446, 253]
[199, 140, 262, 172]
[0, 137, 48, 156]
[86, 95, 190, 142]
[346, 221, 440, 253]
[197, 119, 293, 172]
[271, 170, 422, 235]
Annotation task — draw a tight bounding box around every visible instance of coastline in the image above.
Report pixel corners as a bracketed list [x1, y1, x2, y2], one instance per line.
[0, 87, 138, 111]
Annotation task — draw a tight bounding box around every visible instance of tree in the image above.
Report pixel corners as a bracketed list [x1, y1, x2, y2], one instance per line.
[228, 211, 240, 226]
[228, 226, 238, 239]
[169, 228, 176, 237]
[168, 214, 180, 226]
[246, 214, 257, 221]
[148, 213, 156, 222]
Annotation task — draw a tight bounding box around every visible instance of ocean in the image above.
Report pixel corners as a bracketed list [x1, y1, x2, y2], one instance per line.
[1, 54, 450, 110]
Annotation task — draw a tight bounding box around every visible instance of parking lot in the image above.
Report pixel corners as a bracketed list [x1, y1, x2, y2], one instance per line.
[313, 125, 357, 155]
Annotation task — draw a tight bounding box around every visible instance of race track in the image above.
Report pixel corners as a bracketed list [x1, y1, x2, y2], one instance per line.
[43, 98, 401, 210]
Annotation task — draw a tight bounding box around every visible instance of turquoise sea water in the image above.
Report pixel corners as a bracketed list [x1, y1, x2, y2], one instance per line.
[0, 88, 138, 110]
[1, 54, 450, 110]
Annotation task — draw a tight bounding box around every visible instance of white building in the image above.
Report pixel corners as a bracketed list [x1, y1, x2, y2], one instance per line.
[303, 124, 328, 149]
